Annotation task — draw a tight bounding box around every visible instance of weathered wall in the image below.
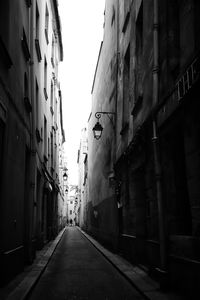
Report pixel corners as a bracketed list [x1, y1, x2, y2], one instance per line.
[88, 0, 119, 249]
[116, 0, 200, 296]
[0, 0, 64, 285]
[0, 0, 32, 284]
[88, 0, 200, 296]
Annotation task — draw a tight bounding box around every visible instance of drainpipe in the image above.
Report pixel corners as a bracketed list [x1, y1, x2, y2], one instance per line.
[113, 0, 119, 164]
[152, 0, 167, 284]
[112, 0, 119, 250]
[29, 3, 37, 262]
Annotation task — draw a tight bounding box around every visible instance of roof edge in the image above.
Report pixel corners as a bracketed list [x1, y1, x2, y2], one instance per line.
[52, 0, 63, 61]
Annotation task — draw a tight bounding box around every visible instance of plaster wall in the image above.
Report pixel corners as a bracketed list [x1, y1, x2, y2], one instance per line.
[88, 0, 118, 248]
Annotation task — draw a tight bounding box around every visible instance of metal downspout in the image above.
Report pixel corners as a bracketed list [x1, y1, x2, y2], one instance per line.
[152, 0, 167, 282]
[114, 0, 119, 165]
[112, 0, 119, 250]
[29, 2, 37, 261]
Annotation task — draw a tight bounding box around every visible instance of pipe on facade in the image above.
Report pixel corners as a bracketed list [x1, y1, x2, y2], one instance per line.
[111, 0, 119, 251]
[27, 2, 37, 263]
[113, 0, 119, 166]
[152, 0, 168, 280]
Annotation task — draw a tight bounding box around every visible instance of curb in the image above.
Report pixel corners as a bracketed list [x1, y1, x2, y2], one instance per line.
[6, 228, 66, 300]
[78, 228, 181, 300]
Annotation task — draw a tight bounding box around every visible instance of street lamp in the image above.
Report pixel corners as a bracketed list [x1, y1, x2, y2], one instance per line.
[92, 121, 103, 140]
[92, 111, 115, 140]
[63, 172, 68, 181]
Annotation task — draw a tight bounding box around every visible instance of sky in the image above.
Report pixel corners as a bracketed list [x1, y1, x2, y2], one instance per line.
[58, 0, 105, 185]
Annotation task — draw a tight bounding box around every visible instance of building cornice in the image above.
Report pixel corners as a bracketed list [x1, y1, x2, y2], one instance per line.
[91, 41, 103, 94]
[52, 0, 63, 61]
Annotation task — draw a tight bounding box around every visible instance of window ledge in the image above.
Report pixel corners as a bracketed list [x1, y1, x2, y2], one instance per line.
[120, 122, 129, 135]
[122, 11, 130, 33]
[21, 31, 31, 62]
[131, 95, 143, 117]
[0, 36, 13, 68]
[24, 96, 32, 113]
[43, 154, 48, 163]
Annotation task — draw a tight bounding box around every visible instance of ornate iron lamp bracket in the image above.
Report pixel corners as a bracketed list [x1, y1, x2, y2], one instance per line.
[95, 111, 116, 128]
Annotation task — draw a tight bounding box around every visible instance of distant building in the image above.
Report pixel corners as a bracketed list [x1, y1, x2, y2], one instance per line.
[59, 153, 68, 230]
[67, 187, 78, 226]
[77, 127, 88, 229]
[0, 0, 65, 285]
[88, 0, 200, 297]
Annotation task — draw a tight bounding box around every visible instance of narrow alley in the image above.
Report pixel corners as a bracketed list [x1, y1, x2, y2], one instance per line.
[27, 227, 143, 300]
[1, 0, 200, 298]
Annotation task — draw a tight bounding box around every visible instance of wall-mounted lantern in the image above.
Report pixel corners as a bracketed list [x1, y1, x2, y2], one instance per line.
[92, 121, 103, 140]
[92, 111, 115, 140]
[63, 172, 68, 181]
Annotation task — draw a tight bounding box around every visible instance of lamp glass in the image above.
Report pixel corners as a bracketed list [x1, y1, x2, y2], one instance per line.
[63, 172, 68, 180]
[92, 121, 103, 140]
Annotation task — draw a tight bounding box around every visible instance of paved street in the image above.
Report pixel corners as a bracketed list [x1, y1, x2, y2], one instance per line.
[27, 227, 144, 300]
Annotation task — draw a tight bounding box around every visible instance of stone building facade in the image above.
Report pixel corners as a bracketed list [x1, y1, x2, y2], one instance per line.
[0, 0, 65, 285]
[88, 0, 119, 250]
[88, 0, 200, 296]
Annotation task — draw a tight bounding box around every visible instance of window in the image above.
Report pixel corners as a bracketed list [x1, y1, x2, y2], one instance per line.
[122, 0, 131, 33]
[35, 79, 39, 127]
[44, 116, 47, 159]
[122, 44, 130, 130]
[51, 35, 55, 67]
[35, 2, 42, 62]
[50, 132, 53, 169]
[83, 154, 88, 186]
[45, 5, 49, 44]
[124, 0, 131, 17]
[70, 210, 72, 215]
[21, 28, 30, 62]
[24, 73, 28, 98]
[70, 201, 73, 204]
[50, 80, 53, 114]
[24, 72, 32, 113]
[54, 97, 58, 126]
[35, 2, 39, 40]
[44, 57, 48, 99]
[48, 136, 50, 158]
[111, 5, 115, 26]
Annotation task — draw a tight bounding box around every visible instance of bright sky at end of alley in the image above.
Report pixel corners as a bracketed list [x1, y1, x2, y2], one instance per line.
[58, 0, 105, 185]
